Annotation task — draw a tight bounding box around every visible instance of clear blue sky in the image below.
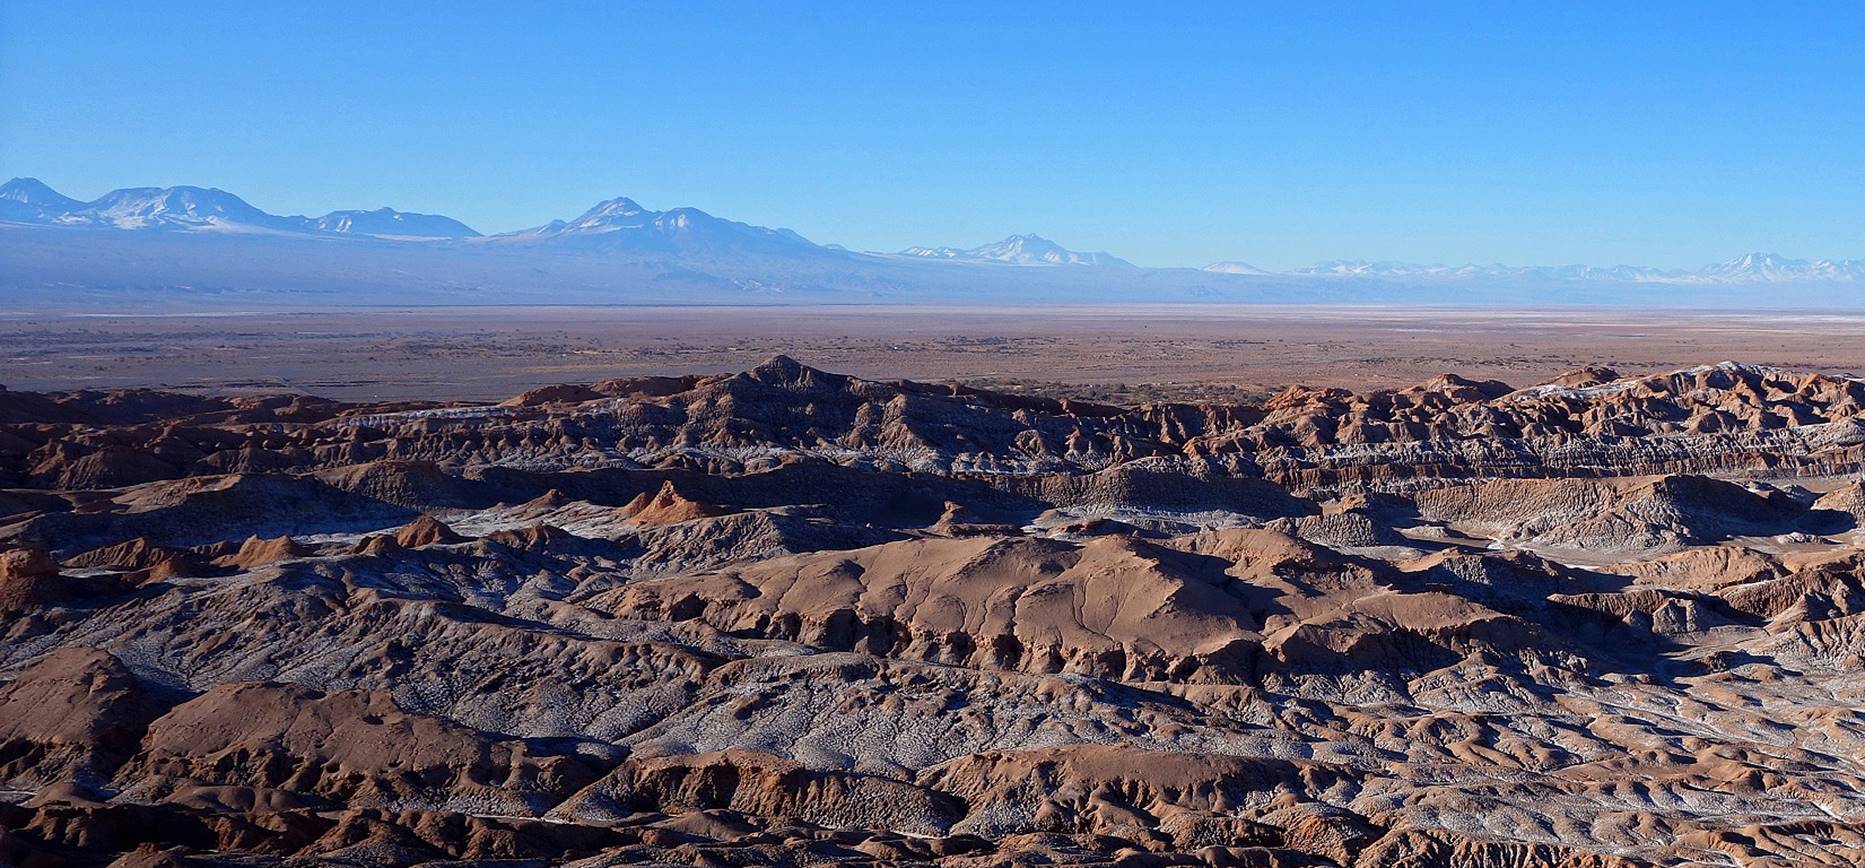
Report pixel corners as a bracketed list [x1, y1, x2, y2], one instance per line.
[3, 2, 1861, 269]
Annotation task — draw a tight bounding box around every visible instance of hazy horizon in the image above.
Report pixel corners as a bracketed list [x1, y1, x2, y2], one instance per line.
[6, 173, 1860, 276]
[5, 2, 1862, 270]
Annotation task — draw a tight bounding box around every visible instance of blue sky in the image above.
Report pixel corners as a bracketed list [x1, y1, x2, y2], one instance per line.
[3, 2, 1861, 269]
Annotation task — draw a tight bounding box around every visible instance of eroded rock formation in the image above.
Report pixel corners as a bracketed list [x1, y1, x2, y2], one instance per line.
[5, 357, 1865, 865]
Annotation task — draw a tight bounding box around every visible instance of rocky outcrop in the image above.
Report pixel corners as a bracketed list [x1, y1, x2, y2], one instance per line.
[9, 359, 1865, 500]
[558, 750, 962, 834]
[605, 534, 1272, 682]
[1412, 474, 1802, 556]
[392, 514, 467, 548]
[0, 648, 166, 791]
[2, 543, 131, 614]
[115, 683, 614, 815]
[618, 480, 726, 525]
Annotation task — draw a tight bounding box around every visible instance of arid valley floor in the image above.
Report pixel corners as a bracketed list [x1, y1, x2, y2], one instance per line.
[8, 309, 1865, 866]
[8, 306, 1865, 402]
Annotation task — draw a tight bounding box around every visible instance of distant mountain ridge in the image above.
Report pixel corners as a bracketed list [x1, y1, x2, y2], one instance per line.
[4, 175, 1864, 309]
[901, 233, 1132, 267]
[0, 177, 477, 238]
[1203, 261, 1271, 275]
[314, 207, 480, 238]
[7, 177, 1860, 281]
[1697, 252, 1865, 283]
[488, 195, 829, 258]
[1220, 254, 1865, 285]
[0, 177, 84, 215]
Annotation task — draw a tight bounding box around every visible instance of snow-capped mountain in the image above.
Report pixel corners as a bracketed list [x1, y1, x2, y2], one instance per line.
[0, 178, 480, 239]
[315, 207, 479, 238]
[491, 195, 829, 258]
[5, 177, 1863, 307]
[1697, 252, 1865, 283]
[1702, 252, 1806, 282]
[0, 177, 84, 221]
[1203, 260, 1271, 275]
[2, 179, 303, 232]
[76, 185, 305, 233]
[901, 233, 1132, 267]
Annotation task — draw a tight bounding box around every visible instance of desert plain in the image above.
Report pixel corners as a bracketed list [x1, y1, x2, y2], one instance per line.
[6, 305, 1865, 402]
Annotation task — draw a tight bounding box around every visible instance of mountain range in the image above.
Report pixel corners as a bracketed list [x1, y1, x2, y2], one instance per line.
[2, 176, 1863, 308]
[1240, 252, 1865, 284]
[900, 233, 1132, 267]
[491, 195, 832, 259]
[0, 178, 478, 238]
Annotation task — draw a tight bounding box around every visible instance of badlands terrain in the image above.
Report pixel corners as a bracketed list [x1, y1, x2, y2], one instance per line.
[8, 352, 1865, 865]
